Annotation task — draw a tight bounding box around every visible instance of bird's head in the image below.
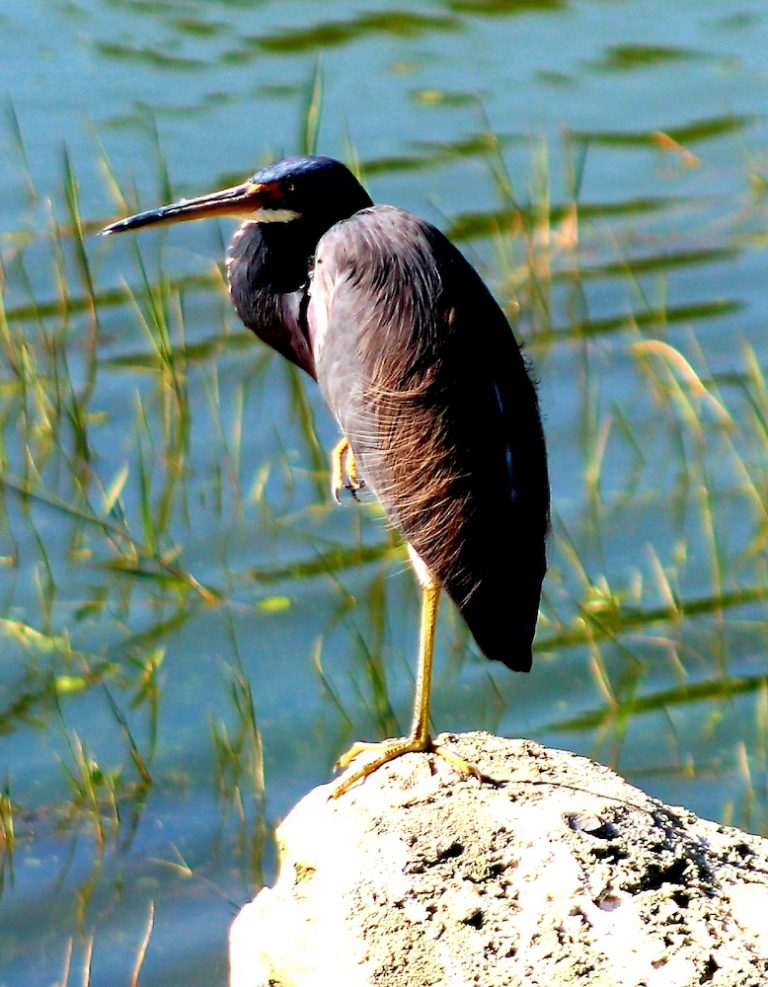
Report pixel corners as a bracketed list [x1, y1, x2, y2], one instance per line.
[100, 155, 373, 237]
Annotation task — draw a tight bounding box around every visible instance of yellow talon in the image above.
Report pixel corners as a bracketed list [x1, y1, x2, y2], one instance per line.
[330, 436, 364, 503]
[330, 576, 482, 799]
[331, 735, 480, 799]
[330, 437, 346, 503]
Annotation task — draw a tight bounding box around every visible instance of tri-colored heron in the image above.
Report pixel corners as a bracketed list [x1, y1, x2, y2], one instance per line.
[101, 155, 549, 796]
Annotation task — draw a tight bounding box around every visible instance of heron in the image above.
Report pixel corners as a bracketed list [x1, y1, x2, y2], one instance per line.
[101, 155, 549, 796]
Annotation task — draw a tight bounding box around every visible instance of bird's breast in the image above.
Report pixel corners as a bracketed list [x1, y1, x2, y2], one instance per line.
[306, 254, 337, 363]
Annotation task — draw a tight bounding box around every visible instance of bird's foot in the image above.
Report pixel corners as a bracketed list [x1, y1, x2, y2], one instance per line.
[330, 437, 365, 503]
[330, 733, 481, 799]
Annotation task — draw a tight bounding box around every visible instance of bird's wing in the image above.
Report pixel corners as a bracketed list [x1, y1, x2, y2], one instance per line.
[309, 205, 548, 670]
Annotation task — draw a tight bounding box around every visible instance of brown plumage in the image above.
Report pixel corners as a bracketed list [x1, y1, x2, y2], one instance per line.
[311, 205, 548, 670]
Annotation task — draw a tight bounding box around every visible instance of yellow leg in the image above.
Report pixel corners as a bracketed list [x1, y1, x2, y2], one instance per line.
[331, 552, 481, 798]
[330, 437, 364, 503]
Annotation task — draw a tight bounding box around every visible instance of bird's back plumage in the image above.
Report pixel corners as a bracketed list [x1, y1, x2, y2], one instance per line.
[310, 205, 549, 671]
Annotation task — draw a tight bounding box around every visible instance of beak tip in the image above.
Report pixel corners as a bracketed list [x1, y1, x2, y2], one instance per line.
[99, 218, 126, 236]
[100, 217, 139, 236]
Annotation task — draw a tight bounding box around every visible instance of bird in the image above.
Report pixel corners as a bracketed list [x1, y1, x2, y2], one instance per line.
[101, 154, 549, 796]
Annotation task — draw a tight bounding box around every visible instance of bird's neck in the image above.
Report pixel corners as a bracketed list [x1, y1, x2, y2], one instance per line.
[227, 220, 319, 377]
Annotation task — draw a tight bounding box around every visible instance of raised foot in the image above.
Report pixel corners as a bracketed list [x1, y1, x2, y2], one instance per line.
[330, 437, 365, 503]
[330, 735, 481, 799]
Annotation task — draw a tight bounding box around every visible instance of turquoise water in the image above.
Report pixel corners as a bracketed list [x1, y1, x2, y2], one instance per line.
[2, 1, 768, 984]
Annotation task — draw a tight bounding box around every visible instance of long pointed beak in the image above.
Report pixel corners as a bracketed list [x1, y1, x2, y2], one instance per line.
[100, 179, 277, 236]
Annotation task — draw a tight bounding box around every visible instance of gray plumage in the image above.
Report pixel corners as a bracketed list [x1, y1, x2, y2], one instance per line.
[309, 204, 548, 670]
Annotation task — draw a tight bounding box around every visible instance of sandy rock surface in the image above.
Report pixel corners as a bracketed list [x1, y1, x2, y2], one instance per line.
[230, 732, 768, 987]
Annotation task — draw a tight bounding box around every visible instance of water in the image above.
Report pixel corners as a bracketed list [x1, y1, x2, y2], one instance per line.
[2, 1, 768, 984]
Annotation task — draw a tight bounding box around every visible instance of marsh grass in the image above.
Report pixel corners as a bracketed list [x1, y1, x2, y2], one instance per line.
[2, 97, 768, 983]
[52, 902, 154, 987]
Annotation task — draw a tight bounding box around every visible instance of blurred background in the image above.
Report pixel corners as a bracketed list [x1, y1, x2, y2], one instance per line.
[2, 1, 768, 984]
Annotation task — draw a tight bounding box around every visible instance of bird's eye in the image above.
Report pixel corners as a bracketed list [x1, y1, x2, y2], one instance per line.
[286, 181, 296, 194]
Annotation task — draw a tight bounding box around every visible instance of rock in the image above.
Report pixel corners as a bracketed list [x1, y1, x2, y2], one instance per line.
[229, 732, 768, 987]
